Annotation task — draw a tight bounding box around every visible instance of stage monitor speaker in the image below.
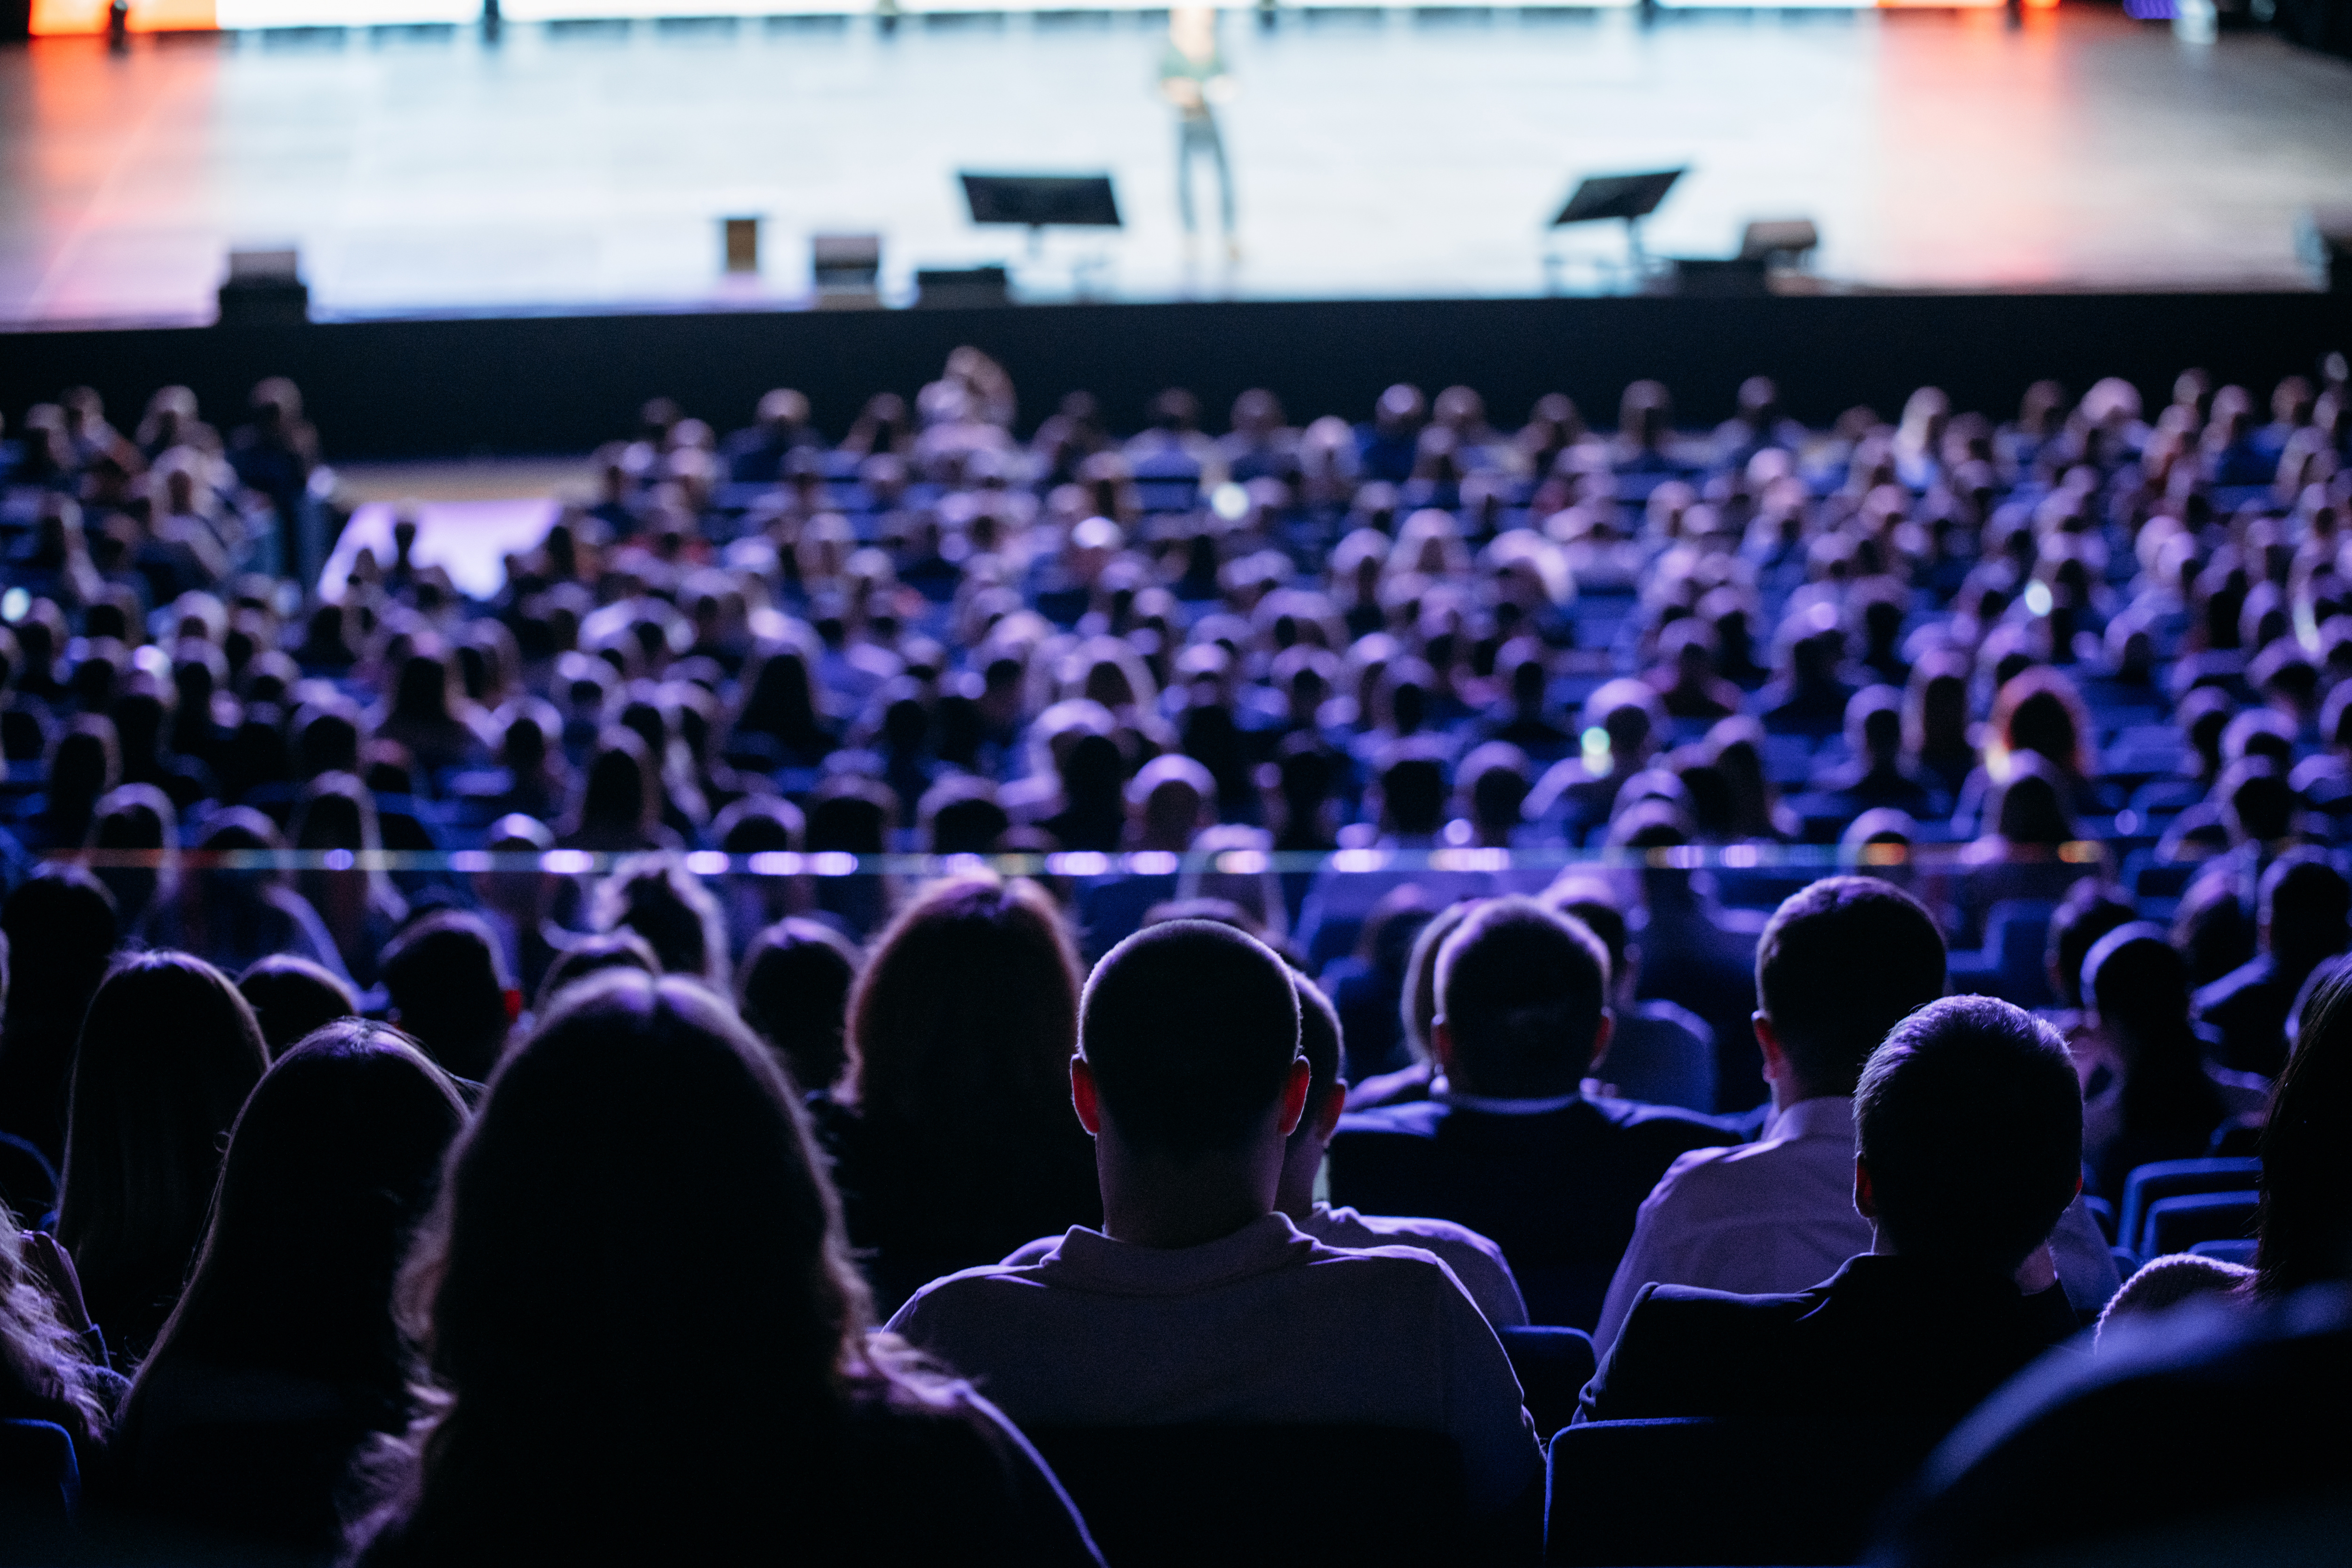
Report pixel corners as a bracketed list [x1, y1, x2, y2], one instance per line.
[915, 266, 1011, 309]
[217, 248, 308, 327]
[812, 232, 882, 308]
[1739, 218, 1820, 265]
[2307, 209, 2352, 294]
[959, 174, 1122, 230]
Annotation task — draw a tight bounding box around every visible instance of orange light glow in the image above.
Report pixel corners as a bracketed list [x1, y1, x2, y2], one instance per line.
[31, 0, 219, 32]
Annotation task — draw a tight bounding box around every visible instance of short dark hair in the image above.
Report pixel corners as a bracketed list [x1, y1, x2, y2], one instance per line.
[2046, 880, 2137, 1011]
[1081, 919, 1301, 1160]
[1290, 977, 1344, 1152]
[536, 931, 659, 1015]
[382, 911, 513, 1083]
[1757, 876, 1947, 1098]
[736, 919, 863, 1095]
[2262, 850, 2351, 965]
[237, 955, 360, 1059]
[1436, 897, 1608, 1098]
[1855, 996, 2082, 1273]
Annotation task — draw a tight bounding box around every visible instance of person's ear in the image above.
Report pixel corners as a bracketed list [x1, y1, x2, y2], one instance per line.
[1589, 1008, 1615, 1074]
[1431, 1016, 1456, 1076]
[1313, 1075, 1350, 1141]
[1754, 1012, 1788, 1074]
[1071, 1054, 1103, 1138]
[1276, 1055, 1312, 1139]
[1853, 1155, 1877, 1220]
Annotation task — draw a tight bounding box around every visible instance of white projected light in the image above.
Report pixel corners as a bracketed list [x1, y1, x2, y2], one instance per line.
[218, 0, 476, 23]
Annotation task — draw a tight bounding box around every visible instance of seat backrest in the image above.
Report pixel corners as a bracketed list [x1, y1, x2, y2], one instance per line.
[1545, 1417, 1934, 1566]
[1023, 1424, 1466, 1568]
[1498, 1325, 1597, 1442]
[2187, 1236, 2259, 1267]
[0, 1418, 80, 1529]
[2142, 1190, 2259, 1261]
[2119, 1157, 2262, 1256]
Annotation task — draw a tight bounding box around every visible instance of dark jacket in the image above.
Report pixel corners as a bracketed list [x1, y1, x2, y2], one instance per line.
[1329, 1095, 1737, 1329]
[1577, 1253, 2082, 1434]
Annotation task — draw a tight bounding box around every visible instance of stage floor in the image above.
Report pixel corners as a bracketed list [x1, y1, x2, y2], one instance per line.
[5, 9, 2352, 326]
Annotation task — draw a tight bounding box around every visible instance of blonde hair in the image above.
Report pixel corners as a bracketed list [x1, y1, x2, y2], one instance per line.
[0, 1209, 111, 1445]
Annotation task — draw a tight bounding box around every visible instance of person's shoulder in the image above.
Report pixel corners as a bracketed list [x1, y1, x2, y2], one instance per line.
[1622, 1279, 1821, 1341]
[1631, 998, 1713, 1041]
[1590, 1094, 1741, 1142]
[1334, 1099, 1448, 1140]
[1328, 1208, 1511, 1268]
[2192, 956, 2272, 1015]
[890, 1262, 1051, 1324]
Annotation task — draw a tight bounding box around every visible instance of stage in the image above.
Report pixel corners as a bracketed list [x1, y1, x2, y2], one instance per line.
[5, 7, 2352, 327]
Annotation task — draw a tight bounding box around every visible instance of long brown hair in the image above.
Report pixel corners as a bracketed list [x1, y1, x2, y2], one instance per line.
[350, 972, 930, 1564]
[59, 950, 268, 1356]
[846, 876, 1081, 1138]
[2258, 957, 2352, 1297]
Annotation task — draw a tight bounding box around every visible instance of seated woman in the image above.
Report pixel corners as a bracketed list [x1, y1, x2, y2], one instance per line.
[0, 1211, 121, 1477]
[814, 876, 1101, 1315]
[59, 952, 270, 1364]
[2075, 925, 2250, 1198]
[345, 971, 1099, 1567]
[103, 1023, 467, 1551]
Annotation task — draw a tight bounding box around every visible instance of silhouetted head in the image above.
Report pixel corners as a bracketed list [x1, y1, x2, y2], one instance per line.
[534, 931, 659, 1016]
[1856, 996, 2082, 1273]
[238, 955, 360, 1059]
[1435, 897, 1609, 1099]
[2259, 958, 2352, 1295]
[848, 877, 1080, 1138]
[737, 919, 864, 1095]
[128, 1021, 464, 1402]
[381, 913, 514, 1083]
[60, 951, 269, 1351]
[355, 971, 877, 1560]
[1081, 919, 1302, 1160]
[1757, 877, 1948, 1099]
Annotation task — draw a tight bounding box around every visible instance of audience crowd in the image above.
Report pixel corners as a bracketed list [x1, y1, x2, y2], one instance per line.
[0, 353, 2347, 1562]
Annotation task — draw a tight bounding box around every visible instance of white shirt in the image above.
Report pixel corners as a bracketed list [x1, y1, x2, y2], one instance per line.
[1592, 1095, 2121, 1354]
[890, 1212, 1542, 1517]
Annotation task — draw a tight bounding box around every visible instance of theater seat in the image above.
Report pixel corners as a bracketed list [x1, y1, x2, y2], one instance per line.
[0, 1419, 80, 1530]
[2141, 1191, 2258, 1261]
[2117, 1157, 2261, 1259]
[1544, 1417, 1932, 1565]
[1498, 1325, 1596, 1442]
[1023, 1424, 1470, 1568]
[2188, 1237, 2260, 1266]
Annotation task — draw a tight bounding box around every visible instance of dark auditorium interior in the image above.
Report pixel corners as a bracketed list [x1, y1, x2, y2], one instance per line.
[3, 1, 2352, 1564]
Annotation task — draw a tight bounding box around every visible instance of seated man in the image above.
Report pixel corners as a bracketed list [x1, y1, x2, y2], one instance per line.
[1001, 974, 1528, 1328]
[1577, 995, 2086, 1437]
[889, 920, 1540, 1522]
[1327, 898, 1738, 1329]
[1595, 876, 2116, 1353]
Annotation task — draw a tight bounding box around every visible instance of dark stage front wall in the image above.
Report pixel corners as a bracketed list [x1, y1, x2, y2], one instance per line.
[4, 292, 2348, 462]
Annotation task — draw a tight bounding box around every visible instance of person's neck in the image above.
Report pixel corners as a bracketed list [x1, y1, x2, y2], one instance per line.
[1273, 1140, 1324, 1224]
[1098, 1138, 1282, 1251]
